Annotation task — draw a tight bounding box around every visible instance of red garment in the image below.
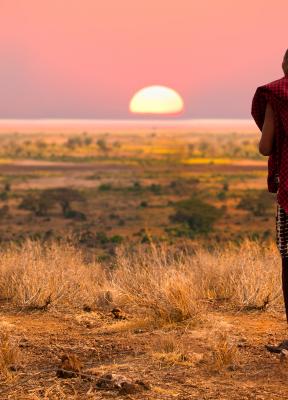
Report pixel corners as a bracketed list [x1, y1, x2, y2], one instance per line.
[251, 75, 288, 213]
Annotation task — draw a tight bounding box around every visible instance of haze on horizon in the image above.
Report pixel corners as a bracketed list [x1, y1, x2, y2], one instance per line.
[0, 0, 287, 120]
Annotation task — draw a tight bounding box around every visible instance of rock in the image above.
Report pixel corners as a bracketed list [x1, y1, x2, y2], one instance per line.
[56, 369, 78, 378]
[134, 329, 145, 334]
[96, 373, 114, 388]
[280, 348, 288, 363]
[135, 380, 151, 390]
[19, 338, 30, 348]
[119, 382, 140, 395]
[111, 308, 126, 320]
[265, 340, 288, 354]
[96, 373, 150, 394]
[56, 353, 82, 379]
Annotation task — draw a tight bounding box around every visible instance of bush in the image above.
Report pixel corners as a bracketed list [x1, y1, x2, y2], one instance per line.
[64, 209, 86, 220]
[236, 190, 274, 216]
[217, 191, 226, 200]
[19, 193, 53, 216]
[41, 188, 85, 215]
[149, 184, 162, 195]
[98, 183, 112, 191]
[19, 188, 86, 218]
[170, 196, 224, 236]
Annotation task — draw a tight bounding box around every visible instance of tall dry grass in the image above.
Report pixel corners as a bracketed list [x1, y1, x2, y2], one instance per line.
[112, 238, 282, 323]
[0, 321, 22, 381]
[0, 238, 282, 321]
[0, 240, 107, 310]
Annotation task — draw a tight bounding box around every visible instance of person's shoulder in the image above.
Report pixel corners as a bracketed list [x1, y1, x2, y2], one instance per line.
[265, 76, 287, 90]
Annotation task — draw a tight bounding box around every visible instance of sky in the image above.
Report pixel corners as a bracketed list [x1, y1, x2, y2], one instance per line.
[0, 0, 287, 119]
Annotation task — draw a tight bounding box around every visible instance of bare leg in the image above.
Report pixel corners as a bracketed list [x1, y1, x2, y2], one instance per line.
[282, 256, 288, 324]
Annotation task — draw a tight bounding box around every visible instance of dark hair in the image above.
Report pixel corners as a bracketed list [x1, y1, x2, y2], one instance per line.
[284, 49, 288, 61]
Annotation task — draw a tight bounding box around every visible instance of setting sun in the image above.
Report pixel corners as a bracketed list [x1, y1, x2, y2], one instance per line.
[129, 85, 184, 115]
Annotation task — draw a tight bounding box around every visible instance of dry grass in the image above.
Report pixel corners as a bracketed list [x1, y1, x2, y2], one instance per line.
[0, 240, 108, 310]
[193, 238, 281, 309]
[111, 238, 281, 325]
[203, 319, 242, 372]
[151, 332, 191, 365]
[112, 242, 205, 325]
[0, 322, 22, 382]
[0, 238, 282, 319]
[0, 238, 285, 399]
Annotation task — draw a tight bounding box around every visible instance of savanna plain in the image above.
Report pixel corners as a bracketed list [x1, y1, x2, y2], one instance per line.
[0, 126, 287, 399]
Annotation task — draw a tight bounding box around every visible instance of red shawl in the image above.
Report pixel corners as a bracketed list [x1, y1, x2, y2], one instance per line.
[251, 75, 288, 213]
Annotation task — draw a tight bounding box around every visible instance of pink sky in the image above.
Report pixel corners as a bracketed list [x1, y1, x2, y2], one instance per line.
[0, 0, 287, 119]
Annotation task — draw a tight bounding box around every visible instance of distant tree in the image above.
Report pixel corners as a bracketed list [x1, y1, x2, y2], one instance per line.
[222, 182, 229, 191]
[236, 190, 274, 217]
[198, 141, 210, 157]
[66, 136, 83, 149]
[4, 182, 11, 192]
[187, 143, 195, 157]
[112, 141, 121, 148]
[19, 193, 53, 216]
[170, 196, 224, 236]
[42, 188, 86, 216]
[96, 139, 109, 156]
[83, 136, 92, 146]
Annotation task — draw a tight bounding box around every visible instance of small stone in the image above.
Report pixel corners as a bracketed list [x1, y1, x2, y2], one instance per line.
[134, 329, 144, 334]
[280, 349, 288, 363]
[83, 304, 92, 312]
[96, 373, 113, 388]
[95, 373, 150, 394]
[119, 382, 139, 395]
[111, 308, 127, 320]
[19, 338, 30, 348]
[56, 353, 82, 378]
[56, 369, 77, 379]
[135, 380, 151, 390]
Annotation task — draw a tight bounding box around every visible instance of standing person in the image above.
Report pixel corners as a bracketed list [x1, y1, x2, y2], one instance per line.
[251, 49, 288, 330]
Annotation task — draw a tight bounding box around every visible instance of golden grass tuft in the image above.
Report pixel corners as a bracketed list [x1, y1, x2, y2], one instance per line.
[0, 237, 282, 321]
[0, 240, 108, 310]
[0, 328, 22, 381]
[151, 332, 190, 365]
[206, 329, 240, 372]
[112, 242, 205, 325]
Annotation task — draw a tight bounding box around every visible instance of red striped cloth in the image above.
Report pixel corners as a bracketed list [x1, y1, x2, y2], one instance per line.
[251, 75, 288, 213]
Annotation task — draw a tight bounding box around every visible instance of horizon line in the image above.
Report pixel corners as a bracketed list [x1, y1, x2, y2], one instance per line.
[0, 118, 254, 123]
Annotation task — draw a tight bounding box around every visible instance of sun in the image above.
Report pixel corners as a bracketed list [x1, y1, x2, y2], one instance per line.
[129, 85, 184, 115]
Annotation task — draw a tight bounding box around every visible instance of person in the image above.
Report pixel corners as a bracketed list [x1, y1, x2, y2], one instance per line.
[251, 49, 288, 328]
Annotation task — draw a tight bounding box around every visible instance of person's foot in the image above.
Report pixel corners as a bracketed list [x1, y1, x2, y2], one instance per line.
[265, 340, 288, 353]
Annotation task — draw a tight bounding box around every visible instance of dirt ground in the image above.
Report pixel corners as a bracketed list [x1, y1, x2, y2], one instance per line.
[1, 304, 288, 399]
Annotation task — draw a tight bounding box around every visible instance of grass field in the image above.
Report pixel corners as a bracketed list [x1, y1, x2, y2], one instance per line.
[0, 126, 286, 399]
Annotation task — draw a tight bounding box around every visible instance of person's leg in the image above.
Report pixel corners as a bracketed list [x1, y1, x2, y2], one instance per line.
[275, 202, 288, 322]
[265, 202, 288, 352]
[282, 256, 288, 324]
[265, 254, 288, 353]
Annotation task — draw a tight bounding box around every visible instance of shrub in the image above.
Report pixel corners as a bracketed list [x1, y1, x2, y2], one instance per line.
[19, 193, 53, 216]
[236, 190, 274, 216]
[170, 196, 224, 236]
[64, 209, 86, 220]
[98, 183, 112, 191]
[149, 183, 162, 195]
[41, 188, 85, 215]
[0, 241, 107, 310]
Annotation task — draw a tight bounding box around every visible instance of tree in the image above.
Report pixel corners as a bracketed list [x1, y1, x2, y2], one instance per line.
[236, 190, 274, 217]
[170, 196, 224, 236]
[97, 139, 109, 156]
[19, 193, 53, 216]
[42, 188, 85, 216]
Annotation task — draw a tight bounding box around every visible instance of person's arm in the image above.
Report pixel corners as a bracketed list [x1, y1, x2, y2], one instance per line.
[259, 102, 275, 156]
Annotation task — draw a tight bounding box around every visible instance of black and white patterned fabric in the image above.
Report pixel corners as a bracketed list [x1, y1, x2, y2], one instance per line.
[275, 173, 288, 258]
